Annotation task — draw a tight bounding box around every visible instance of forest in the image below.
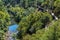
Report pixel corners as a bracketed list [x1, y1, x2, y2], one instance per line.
[0, 0, 60, 40]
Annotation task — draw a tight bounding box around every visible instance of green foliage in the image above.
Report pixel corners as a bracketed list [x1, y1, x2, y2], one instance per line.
[21, 20, 60, 40]
[41, 0, 60, 17]
[0, 0, 6, 11]
[9, 6, 37, 23]
[17, 10, 52, 39]
[23, 29, 45, 40]
[3, 0, 45, 8]
[53, 0, 60, 17]
[9, 6, 25, 23]
[0, 11, 10, 40]
[0, 0, 60, 40]
[54, 0, 60, 7]
[40, 20, 60, 40]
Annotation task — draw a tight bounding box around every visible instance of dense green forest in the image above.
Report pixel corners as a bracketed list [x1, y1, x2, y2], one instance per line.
[0, 0, 60, 40]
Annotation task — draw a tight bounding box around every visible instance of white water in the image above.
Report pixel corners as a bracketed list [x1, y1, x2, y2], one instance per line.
[51, 13, 58, 20]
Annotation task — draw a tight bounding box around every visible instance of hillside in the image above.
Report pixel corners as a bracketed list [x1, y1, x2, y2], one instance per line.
[0, 0, 60, 40]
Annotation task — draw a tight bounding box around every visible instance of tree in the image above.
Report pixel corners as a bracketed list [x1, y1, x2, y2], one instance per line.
[23, 29, 45, 40]
[2, 0, 20, 6]
[8, 6, 26, 23]
[53, 0, 60, 17]
[40, 20, 60, 40]
[0, 11, 10, 40]
[0, 0, 60, 40]
[22, 20, 60, 40]
[41, 0, 60, 18]
[17, 10, 52, 39]
[0, 0, 6, 11]
[9, 6, 36, 23]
